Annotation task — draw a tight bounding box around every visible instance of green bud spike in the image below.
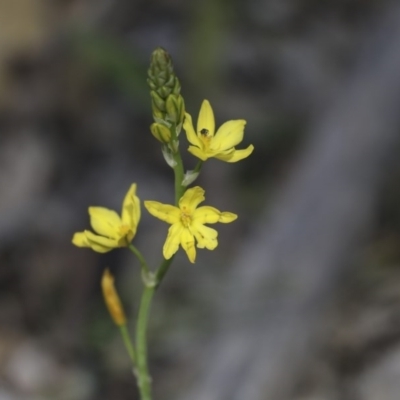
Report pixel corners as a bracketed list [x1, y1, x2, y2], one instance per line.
[147, 47, 182, 121]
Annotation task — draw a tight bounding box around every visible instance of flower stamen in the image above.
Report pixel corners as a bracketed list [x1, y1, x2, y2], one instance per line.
[180, 211, 192, 227]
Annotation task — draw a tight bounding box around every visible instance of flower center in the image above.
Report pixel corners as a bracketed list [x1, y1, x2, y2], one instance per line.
[117, 224, 133, 246]
[199, 131, 212, 150]
[118, 224, 131, 237]
[180, 206, 192, 228]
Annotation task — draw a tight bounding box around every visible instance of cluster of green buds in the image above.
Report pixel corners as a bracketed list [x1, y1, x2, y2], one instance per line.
[147, 48, 185, 150]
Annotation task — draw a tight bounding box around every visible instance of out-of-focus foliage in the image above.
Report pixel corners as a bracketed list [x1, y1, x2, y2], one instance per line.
[0, 0, 49, 104]
[70, 30, 148, 106]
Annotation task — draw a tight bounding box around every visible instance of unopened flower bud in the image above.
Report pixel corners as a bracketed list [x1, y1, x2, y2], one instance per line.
[150, 122, 171, 143]
[101, 269, 127, 326]
[150, 91, 166, 112]
[166, 94, 185, 125]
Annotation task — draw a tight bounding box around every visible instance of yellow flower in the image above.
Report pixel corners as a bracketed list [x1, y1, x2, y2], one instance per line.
[144, 186, 237, 263]
[183, 99, 254, 162]
[101, 268, 127, 326]
[72, 183, 141, 253]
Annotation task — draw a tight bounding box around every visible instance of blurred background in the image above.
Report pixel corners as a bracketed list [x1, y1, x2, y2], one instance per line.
[1, 0, 400, 399]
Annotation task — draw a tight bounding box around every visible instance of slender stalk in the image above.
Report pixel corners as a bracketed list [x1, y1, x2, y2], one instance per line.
[128, 244, 150, 274]
[173, 152, 185, 205]
[119, 325, 136, 364]
[135, 286, 155, 400]
[193, 160, 203, 174]
[134, 125, 187, 400]
[155, 256, 175, 289]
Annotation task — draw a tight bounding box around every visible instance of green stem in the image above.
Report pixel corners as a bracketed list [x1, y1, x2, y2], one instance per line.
[136, 286, 155, 400]
[128, 244, 150, 274]
[119, 324, 136, 364]
[155, 256, 175, 289]
[133, 123, 192, 400]
[133, 256, 174, 400]
[173, 152, 185, 205]
[193, 160, 203, 174]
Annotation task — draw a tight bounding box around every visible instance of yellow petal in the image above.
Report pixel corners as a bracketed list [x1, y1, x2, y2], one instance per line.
[121, 183, 141, 233]
[192, 224, 218, 250]
[179, 186, 205, 213]
[214, 144, 254, 163]
[85, 230, 118, 252]
[163, 223, 184, 259]
[180, 228, 196, 263]
[211, 120, 246, 151]
[219, 212, 238, 223]
[188, 145, 209, 161]
[197, 100, 215, 137]
[192, 206, 221, 224]
[144, 201, 180, 224]
[183, 113, 201, 147]
[72, 231, 90, 247]
[213, 148, 235, 159]
[89, 207, 122, 238]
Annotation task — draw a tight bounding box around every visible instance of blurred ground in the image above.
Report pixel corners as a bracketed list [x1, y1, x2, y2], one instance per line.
[1, 0, 400, 399]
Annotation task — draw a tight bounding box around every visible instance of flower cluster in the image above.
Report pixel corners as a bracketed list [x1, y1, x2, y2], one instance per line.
[72, 183, 237, 263]
[72, 99, 253, 263]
